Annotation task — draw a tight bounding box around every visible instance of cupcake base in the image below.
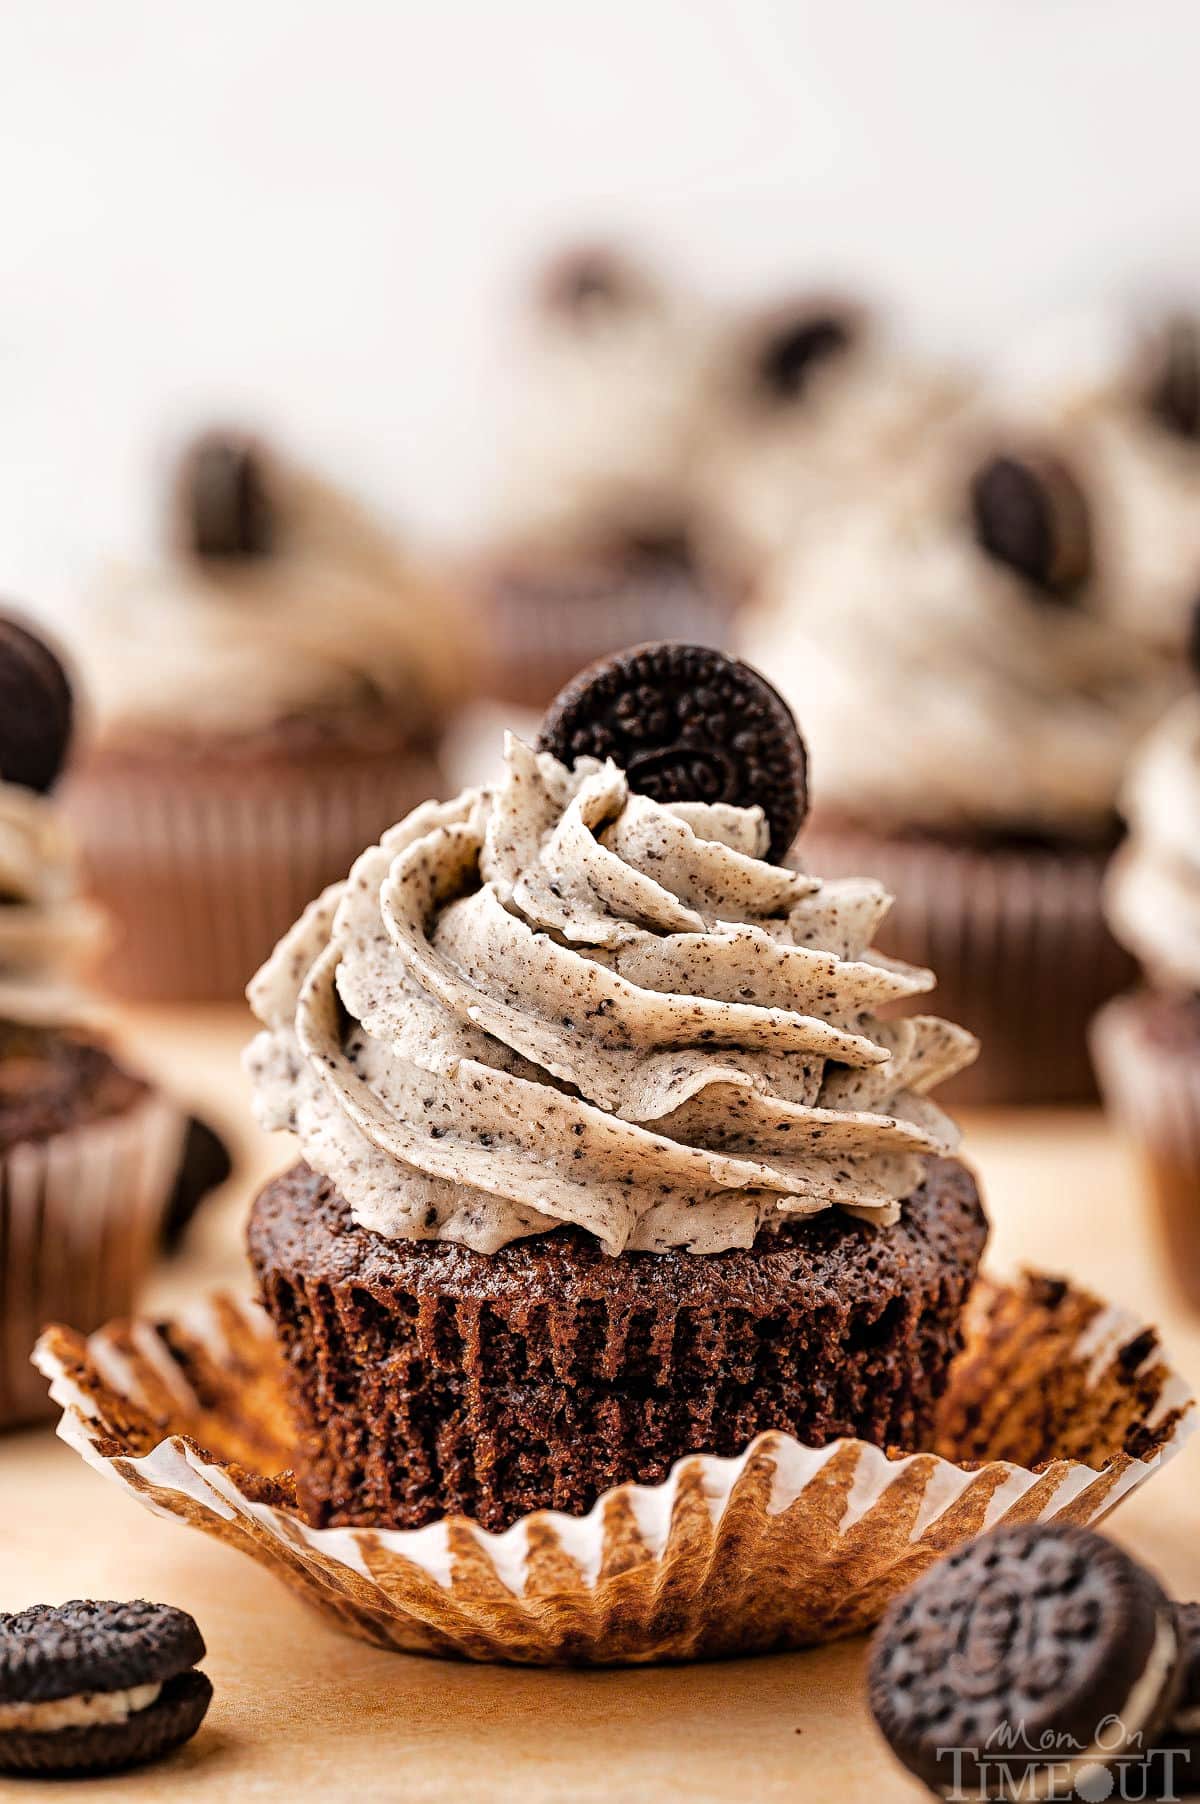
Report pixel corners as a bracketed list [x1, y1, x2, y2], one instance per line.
[248, 1158, 988, 1532]
[799, 820, 1136, 1106]
[1092, 991, 1200, 1311]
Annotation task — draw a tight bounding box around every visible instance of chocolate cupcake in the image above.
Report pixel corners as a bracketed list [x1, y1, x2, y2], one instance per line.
[62, 428, 472, 1001]
[246, 645, 985, 1531]
[743, 426, 1179, 1104]
[0, 616, 192, 1428]
[1093, 679, 1200, 1310]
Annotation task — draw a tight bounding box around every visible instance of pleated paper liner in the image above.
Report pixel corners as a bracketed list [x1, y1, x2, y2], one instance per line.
[798, 822, 1136, 1106]
[34, 1272, 1194, 1667]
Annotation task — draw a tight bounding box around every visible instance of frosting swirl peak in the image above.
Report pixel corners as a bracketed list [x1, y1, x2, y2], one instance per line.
[247, 737, 977, 1254]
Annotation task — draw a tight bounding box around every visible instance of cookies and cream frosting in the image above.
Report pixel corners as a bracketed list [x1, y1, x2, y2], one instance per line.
[247, 735, 976, 1255]
[76, 448, 469, 742]
[744, 488, 1176, 838]
[1105, 694, 1200, 992]
[0, 1683, 160, 1733]
[0, 781, 104, 1025]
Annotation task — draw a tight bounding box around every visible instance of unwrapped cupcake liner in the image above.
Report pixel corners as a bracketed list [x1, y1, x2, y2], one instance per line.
[63, 748, 444, 1003]
[1092, 995, 1200, 1310]
[799, 823, 1137, 1106]
[2, 1092, 186, 1429]
[34, 1273, 1194, 1665]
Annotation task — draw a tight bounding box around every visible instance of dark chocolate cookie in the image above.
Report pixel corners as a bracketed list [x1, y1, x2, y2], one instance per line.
[1146, 314, 1200, 441]
[0, 615, 74, 794]
[752, 301, 858, 403]
[175, 429, 276, 560]
[163, 1113, 234, 1250]
[869, 1525, 1180, 1800]
[0, 1599, 211, 1777]
[537, 642, 808, 860]
[970, 450, 1092, 597]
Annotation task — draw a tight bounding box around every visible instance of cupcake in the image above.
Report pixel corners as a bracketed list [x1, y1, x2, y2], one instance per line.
[742, 431, 1179, 1104]
[245, 643, 986, 1532]
[694, 294, 969, 573]
[473, 247, 738, 706]
[62, 428, 471, 1002]
[0, 615, 192, 1428]
[1092, 671, 1200, 1309]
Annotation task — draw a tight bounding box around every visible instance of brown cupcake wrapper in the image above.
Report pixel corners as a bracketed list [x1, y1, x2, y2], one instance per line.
[1092, 995, 1200, 1310]
[34, 1272, 1194, 1665]
[799, 824, 1136, 1106]
[2, 1093, 186, 1429]
[62, 747, 444, 1003]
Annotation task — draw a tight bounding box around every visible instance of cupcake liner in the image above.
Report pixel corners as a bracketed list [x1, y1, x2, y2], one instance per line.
[800, 823, 1137, 1106]
[2, 1092, 186, 1429]
[34, 1273, 1194, 1665]
[1092, 995, 1200, 1310]
[63, 746, 444, 1003]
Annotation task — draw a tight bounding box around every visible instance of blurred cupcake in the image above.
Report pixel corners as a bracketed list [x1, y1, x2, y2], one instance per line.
[474, 246, 737, 705]
[64, 429, 472, 1001]
[1092, 665, 1200, 1308]
[694, 294, 969, 573]
[0, 614, 190, 1427]
[743, 430, 1178, 1103]
[245, 644, 985, 1533]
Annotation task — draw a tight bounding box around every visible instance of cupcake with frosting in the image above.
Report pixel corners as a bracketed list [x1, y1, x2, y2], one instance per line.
[694, 294, 969, 574]
[64, 428, 472, 1001]
[1093, 663, 1200, 1308]
[743, 429, 1178, 1103]
[474, 246, 738, 707]
[0, 615, 195, 1427]
[245, 644, 986, 1532]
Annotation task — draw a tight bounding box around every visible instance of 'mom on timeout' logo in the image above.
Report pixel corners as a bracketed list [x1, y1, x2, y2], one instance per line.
[936, 1715, 1192, 1800]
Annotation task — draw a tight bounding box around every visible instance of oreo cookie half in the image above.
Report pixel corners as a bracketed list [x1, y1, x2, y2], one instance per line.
[0, 1599, 211, 1777]
[175, 429, 276, 560]
[0, 615, 74, 794]
[868, 1525, 1181, 1800]
[970, 449, 1093, 597]
[537, 642, 808, 860]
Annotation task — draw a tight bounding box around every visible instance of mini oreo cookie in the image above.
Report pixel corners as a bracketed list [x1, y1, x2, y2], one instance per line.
[537, 642, 808, 860]
[1146, 314, 1200, 442]
[175, 428, 276, 560]
[869, 1525, 1180, 1800]
[752, 301, 858, 403]
[0, 614, 74, 794]
[0, 1599, 211, 1777]
[970, 450, 1093, 597]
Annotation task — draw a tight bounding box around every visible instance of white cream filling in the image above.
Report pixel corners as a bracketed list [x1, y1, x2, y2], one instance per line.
[0, 1680, 161, 1732]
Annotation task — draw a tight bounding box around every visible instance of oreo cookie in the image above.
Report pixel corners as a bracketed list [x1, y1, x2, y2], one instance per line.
[0, 615, 74, 794]
[752, 301, 858, 404]
[537, 642, 808, 860]
[0, 1600, 211, 1777]
[1146, 1603, 1200, 1798]
[970, 449, 1093, 598]
[162, 1114, 234, 1251]
[869, 1525, 1181, 1801]
[175, 429, 276, 560]
[1146, 314, 1200, 442]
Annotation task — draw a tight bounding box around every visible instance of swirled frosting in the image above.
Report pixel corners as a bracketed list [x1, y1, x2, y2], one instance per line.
[74, 447, 470, 742]
[247, 736, 977, 1255]
[743, 479, 1177, 838]
[1105, 694, 1200, 992]
[0, 782, 105, 1024]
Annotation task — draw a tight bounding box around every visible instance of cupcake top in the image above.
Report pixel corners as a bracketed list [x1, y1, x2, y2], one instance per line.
[743, 438, 1177, 840]
[76, 431, 470, 746]
[492, 245, 718, 547]
[1105, 688, 1200, 993]
[247, 648, 977, 1256]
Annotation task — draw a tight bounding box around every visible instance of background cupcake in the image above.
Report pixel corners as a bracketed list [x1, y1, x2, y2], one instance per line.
[244, 646, 986, 1533]
[0, 615, 193, 1428]
[63, 428, 473, 1001]
[743, 427, 1179, 1103]
[1093, 670, 1200, 1309]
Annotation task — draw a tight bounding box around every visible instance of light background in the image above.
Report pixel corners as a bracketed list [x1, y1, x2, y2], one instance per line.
[1, 0, 1194, 626]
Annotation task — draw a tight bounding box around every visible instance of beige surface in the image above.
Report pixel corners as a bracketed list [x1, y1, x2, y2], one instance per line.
[1, 1004, 1198, 1802]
